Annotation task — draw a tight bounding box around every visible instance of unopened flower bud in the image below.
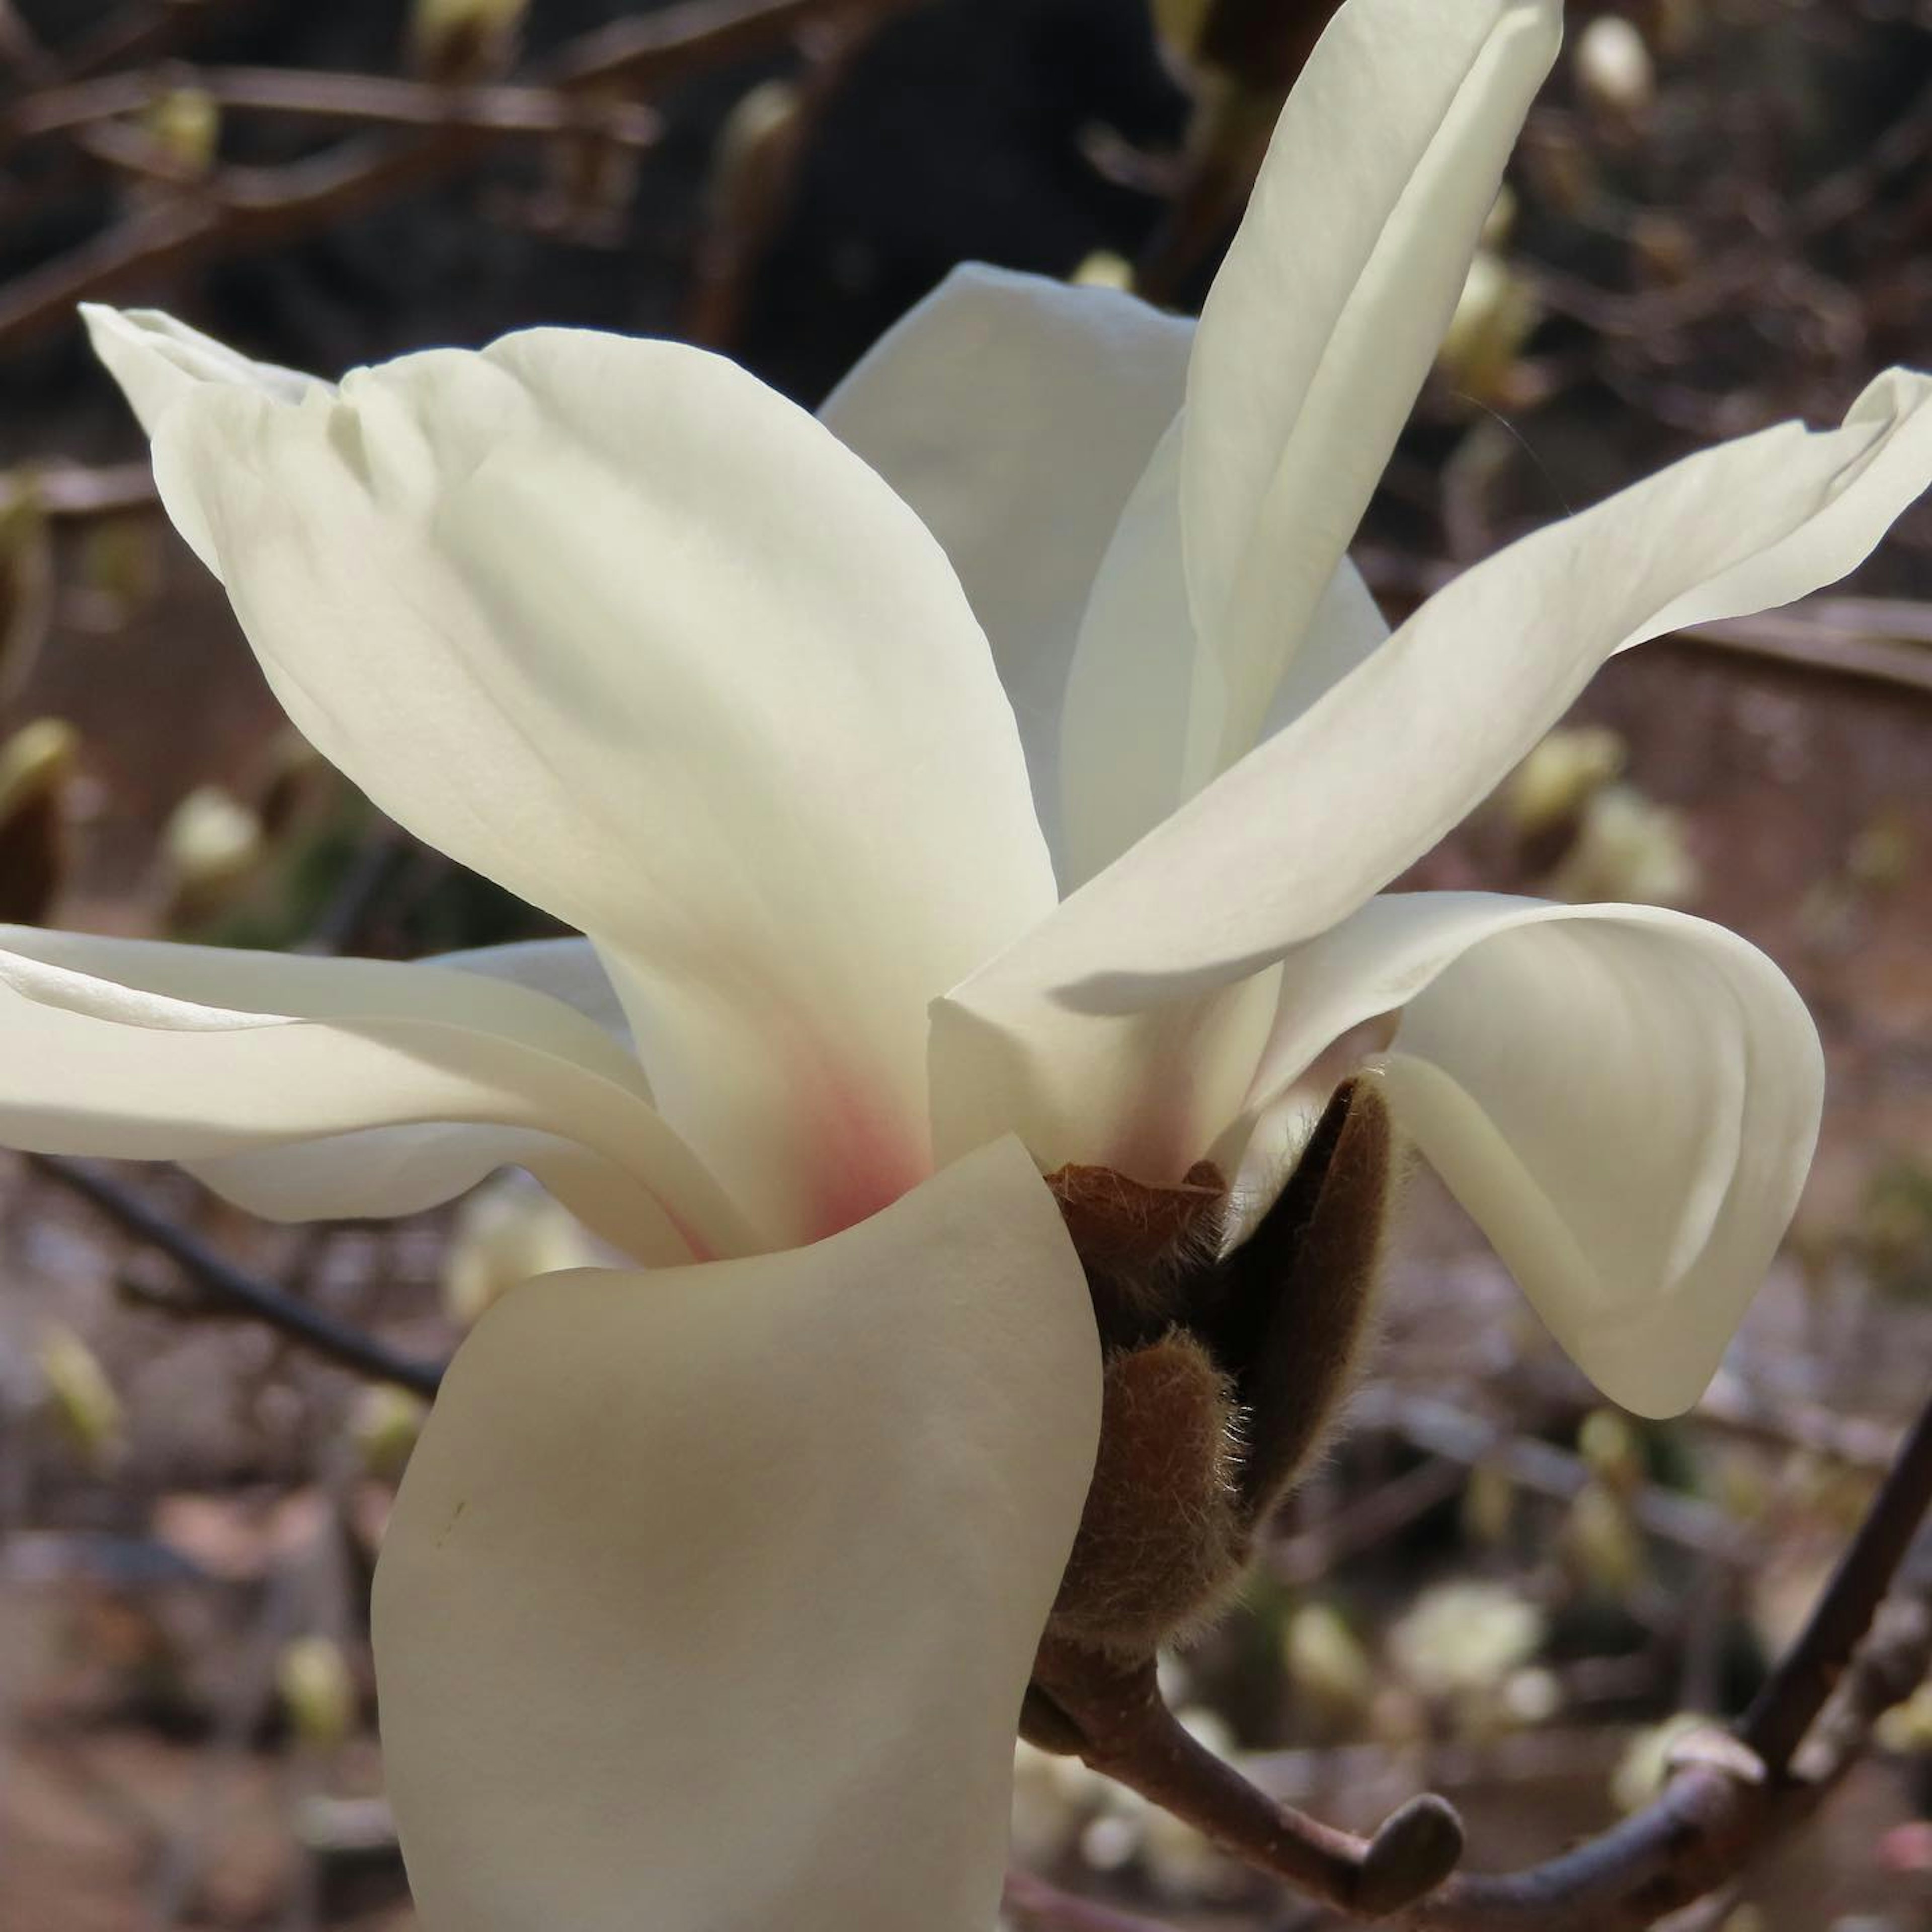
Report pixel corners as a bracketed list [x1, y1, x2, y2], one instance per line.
[37, 1323, 123, 1470]
[1283, 1600, 1375, 1724]
[1389, 1581, 1546, 1703]
[277, 1634, 357, 1749]
[1462, 1461, 1516, 1547]
[1875, 1681, 1932, 1755]
[1546, 783, 1701, 907]
[1073, 252, 1135, 292]
[1577, 1407, 1645, 1493]
[1151, 0, 1214, 58]
[163, 783, 264, 920]
[444, 1176, 603, 1326]
[1575, 16, 1655, 118]
[409, 0, 527, 84]
[0, 477, 51, 703]
[1506, 725, 1626, 837]
[353, 1384, 427, 1483]
[0, 717, 76, 923]
[1437, 250, 1539, 407]
[141, 87, 220, 178]
[1566, 1480, 1646, 1597]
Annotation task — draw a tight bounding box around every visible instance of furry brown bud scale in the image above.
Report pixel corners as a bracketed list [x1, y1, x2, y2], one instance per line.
[1033, 1079, 1395, 1674]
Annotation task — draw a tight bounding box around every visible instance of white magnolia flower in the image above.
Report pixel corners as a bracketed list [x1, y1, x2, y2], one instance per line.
[3, 0, 1928, 1923]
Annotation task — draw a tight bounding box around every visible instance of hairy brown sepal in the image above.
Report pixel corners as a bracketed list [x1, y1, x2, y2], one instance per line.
[1044, 1330, 1248, 1657]
[1208, 1077, 1393, 1524]
[1046, 1159, 1227, 1347]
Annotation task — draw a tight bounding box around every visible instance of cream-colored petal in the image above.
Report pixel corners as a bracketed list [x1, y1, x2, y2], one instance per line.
[99, 318, 1055, 1244]
[0, 928, 747, 1263]
[1235, 893, 1820, 1418]
[1056, 404, 1389, 882]
[955, 369, 1932, 1021]
[1178, 0, 1560, 771]
[188, 939, 656, 1252]
[821, 264, 1191, 859]
[374, 1138, 1100, 1932]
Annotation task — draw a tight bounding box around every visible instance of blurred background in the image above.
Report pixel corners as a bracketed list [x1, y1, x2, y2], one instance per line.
[0, 1, 1929, 1927]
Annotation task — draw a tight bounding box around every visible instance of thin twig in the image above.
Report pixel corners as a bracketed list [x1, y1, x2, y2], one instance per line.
[1740, 1384, 1932, 1770]
[0, 0, 877, 356]
[28, 1154, 445, 1397]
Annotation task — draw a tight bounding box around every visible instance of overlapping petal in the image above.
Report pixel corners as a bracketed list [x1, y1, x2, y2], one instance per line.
[191, 938, 654, 1249]
[373, 1138, 1100, 1932]
[1234, 893, 1821, 1416]
[954, 368, 1932, 1028]
[1177, 0, 1561, 771]
[820, 265, 1190, 856]
[93, 315, 1055, 1243]
[0, 928, 748, 1262]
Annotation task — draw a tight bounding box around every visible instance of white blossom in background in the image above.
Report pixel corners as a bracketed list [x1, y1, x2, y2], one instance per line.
[0, 0, 1926, 1923]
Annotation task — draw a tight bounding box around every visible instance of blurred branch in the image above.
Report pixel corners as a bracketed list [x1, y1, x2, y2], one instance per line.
[0, 0, 890, 356]
[27, 1153, 446, 1397]
[6, 66, 663, 151]
[23, 459, 153, 518]
[1350, 1386, 1754, 1563]
[1035, 1385, 1932, 1929]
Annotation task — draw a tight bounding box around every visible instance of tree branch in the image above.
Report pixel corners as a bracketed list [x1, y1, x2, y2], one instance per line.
[1031, 1385, 1932, 1929]
[27, 1152, 446, 1398]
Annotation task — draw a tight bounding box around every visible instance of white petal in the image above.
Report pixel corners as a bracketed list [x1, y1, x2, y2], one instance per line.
[960, 369, 1932, 1019]
[1056, 404, 1389, 882]
[373, 1138, 1100, 1932]
[82, 305, 322, 432]
[0, 928, 749, 1263]
[186, 939, 654, 1249]
[438, 936, 633, 1051]
[1239, 893, 1821, 1417]
[105, 319, 1056, 1243]
[1178, 0, 1560, 769]
[821, 265, 1191, 860]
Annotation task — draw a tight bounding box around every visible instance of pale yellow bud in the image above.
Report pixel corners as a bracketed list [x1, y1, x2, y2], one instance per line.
[1073, 251, 1135, 293]
[1461, 1461, 1516, 1547]
[1546, 783, 1702, 907]
[1575, 15, 1655, 116]
[1151, 0, 1214, 57]
[710, 79, 799, 226]
[1505, 726, 1627, 836]
[1566, 1481, 1646, 1598]
[1501, 1665, 1562, 1728]
[1389, 1581, 1545, 1702]
[0, 717, 76, 822]
[0, 477, 51, 702]
[409, 0, 527, 82]
[1436, 250, 1539, 407]
[141, 87, 220, 177]
[277, 1634, 356, 1750]
[164, 783, 264, 909]
[38, 1324, 123, 1470]
[352, 1384, 427, 1483]
[1577, 1408, 1645, 1493]
[443, 1176, 602, 1326]
[1875, 1681, 1932, 1754]
[1283, 1600, 1375, 1722]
